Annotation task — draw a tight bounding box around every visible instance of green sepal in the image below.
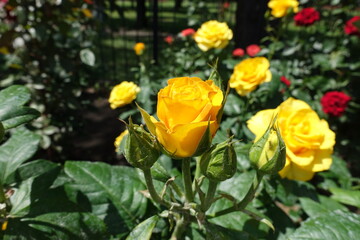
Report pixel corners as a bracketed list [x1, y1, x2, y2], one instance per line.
[200, 138, 237, 182]
[123, 118, 160, 170]
[192, 121, 212, 157]
[249, 116, 286, 175]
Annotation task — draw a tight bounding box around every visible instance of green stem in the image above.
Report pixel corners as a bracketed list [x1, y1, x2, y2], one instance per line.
[143, 169, 170, 208]
[170, 215, 188, 240]
[202, 180, 218, 212]
[209, 171, 264, 218]
[192, 157, 202, 190]
[182, 158, 194, 203]
[0, 183, 6, 204]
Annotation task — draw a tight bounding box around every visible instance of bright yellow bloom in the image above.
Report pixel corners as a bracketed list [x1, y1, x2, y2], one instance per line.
[108, 81, 140, 109]
[82, 8, 93, 18]
[247, 98, 335, 181]
[229, 57, 272, 96]
[139, 77, 224, 158]
[114, 129, 129, 152]
[194, 20, 233, 52]
[133, 42, 145, 55]
[268, 0, 299, 18]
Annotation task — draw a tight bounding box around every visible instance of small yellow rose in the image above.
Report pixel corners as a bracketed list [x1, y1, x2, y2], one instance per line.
[108, 81, 140, 109]
[268, 0, 299, 18]
[229, 57, 272, 96]
[114, 129, 129, 152]
[194, 20, 233, 52]
[133, 42, 145, 55]
[139, 77, 224, 158]
[247, 98, 336, 181]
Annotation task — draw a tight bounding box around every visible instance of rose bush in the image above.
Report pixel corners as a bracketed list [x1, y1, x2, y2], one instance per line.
[108, 81, 140, 109]
[229, 57, 272, 96]
[139, 77, 223, 158]
[247, 98, 336, 181]
[194, 20, 233, 51]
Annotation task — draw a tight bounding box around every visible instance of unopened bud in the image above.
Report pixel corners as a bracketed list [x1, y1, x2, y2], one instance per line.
[124, 119, 160, 170]
[249, 117, 286, 175]
[200, 138, 237, 182]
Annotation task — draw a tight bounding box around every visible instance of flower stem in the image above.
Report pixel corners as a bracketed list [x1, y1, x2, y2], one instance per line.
[143, 169, 170, 208]
[170, 215, 187, 240]
[182, 158, 194, 203]
[202, 180, 218, 212]
[209, 171, 264, 218]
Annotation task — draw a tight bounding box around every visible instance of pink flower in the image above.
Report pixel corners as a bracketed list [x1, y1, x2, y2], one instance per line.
[246, 44, 261, 57]
[280, 76, 291, 87]
[232, 48, 245, 57]
[164, 35, 174, 44]
[181, 28, 195, 37]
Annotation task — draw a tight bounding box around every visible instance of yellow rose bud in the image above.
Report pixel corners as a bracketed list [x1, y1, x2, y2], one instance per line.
[138, 77, 224, 158]
[229, 57, 272, 96]
[114, 129, 129, 152]
[133, 42, 145, 55]
[108, 81, 140, 109]
[247, 98, 336, 181]
[249, 118, 286, 175]
[268, 0, 299, 18]
[194, 20, 233, 52]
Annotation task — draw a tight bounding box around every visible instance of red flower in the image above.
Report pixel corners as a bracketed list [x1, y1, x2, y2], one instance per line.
[164, 35, 174, 45]
[84, 0, 94, 4]
[294, 8, 320, 26]
[321, 91, 351, 117]
[223, 2, 230, 9]
[181, 28, 195, 37]
[280, 76, 291, 87]
[232, 48, 245, 57]
[344, 16, 360, 37]
[246, 44, 261, 57]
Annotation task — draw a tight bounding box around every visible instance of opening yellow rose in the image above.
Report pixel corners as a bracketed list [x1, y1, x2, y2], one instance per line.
[247, 98, 335, 181]
[133, 42, 145, 55]
[229, 57, 272, 96]
[114, 129, 129, 152]
[108, 81, 140, 109]
[194, 20, 233, 52]
[268, 0, 299, 18]
[139, 77, 224, 158]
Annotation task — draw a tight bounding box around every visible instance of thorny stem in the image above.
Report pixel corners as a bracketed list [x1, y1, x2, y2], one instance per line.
[182, 158, 194, 203]
[143, 169, 170, 208]
[208, 171, 264, 218]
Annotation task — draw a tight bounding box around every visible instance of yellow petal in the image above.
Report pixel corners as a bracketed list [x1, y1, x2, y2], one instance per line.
[311, 149, 333, 172]
[154, 121, 218, 158]
[247, 109, 277, 142]
[279, 160, 315, 181]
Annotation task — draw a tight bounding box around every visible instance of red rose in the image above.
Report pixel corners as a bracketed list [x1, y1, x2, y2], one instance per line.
[344, 16, 360, 37]
[232, 48, 245, 57]
[246, 44, 261, 57]
[280, 76, 291, 87]
[223, 2, 230, 9]
[294, 8, 320, 26]
[84, 0, 94, 4]
[321, 91, 351, 117]
[181, 28, 195, 37]
[164, 35, 174, 44]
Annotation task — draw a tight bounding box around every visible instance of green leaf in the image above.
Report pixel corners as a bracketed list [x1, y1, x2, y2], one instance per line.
[80, 49, 95, 66]
[9, 166, 60, 217]
[205, 222, 255, 240]
[64, 161, 147, 235]
[0, 128, 40, 184]
[151, 161, 171, 183]
[126, 215, 159, 240]
[299, 196, 348, 218]
[288, 210, 360, 240]
[330, 187, 360, 208]
[0, 106, 40, 130]
[0, 85, 31, 109]
[4, 212, 108, 240]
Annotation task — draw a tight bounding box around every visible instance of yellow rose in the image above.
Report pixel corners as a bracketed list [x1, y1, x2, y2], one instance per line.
[133, 42, 145, 55]
[114, 129, 129, 152]
[247, 98, 336, 181]
[139, 77, 224, 158]
[229, 57, 272, 96]
[268, 0, 299, 18]
[194, 20, 233, 52]
[108, 81, 140, 109]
